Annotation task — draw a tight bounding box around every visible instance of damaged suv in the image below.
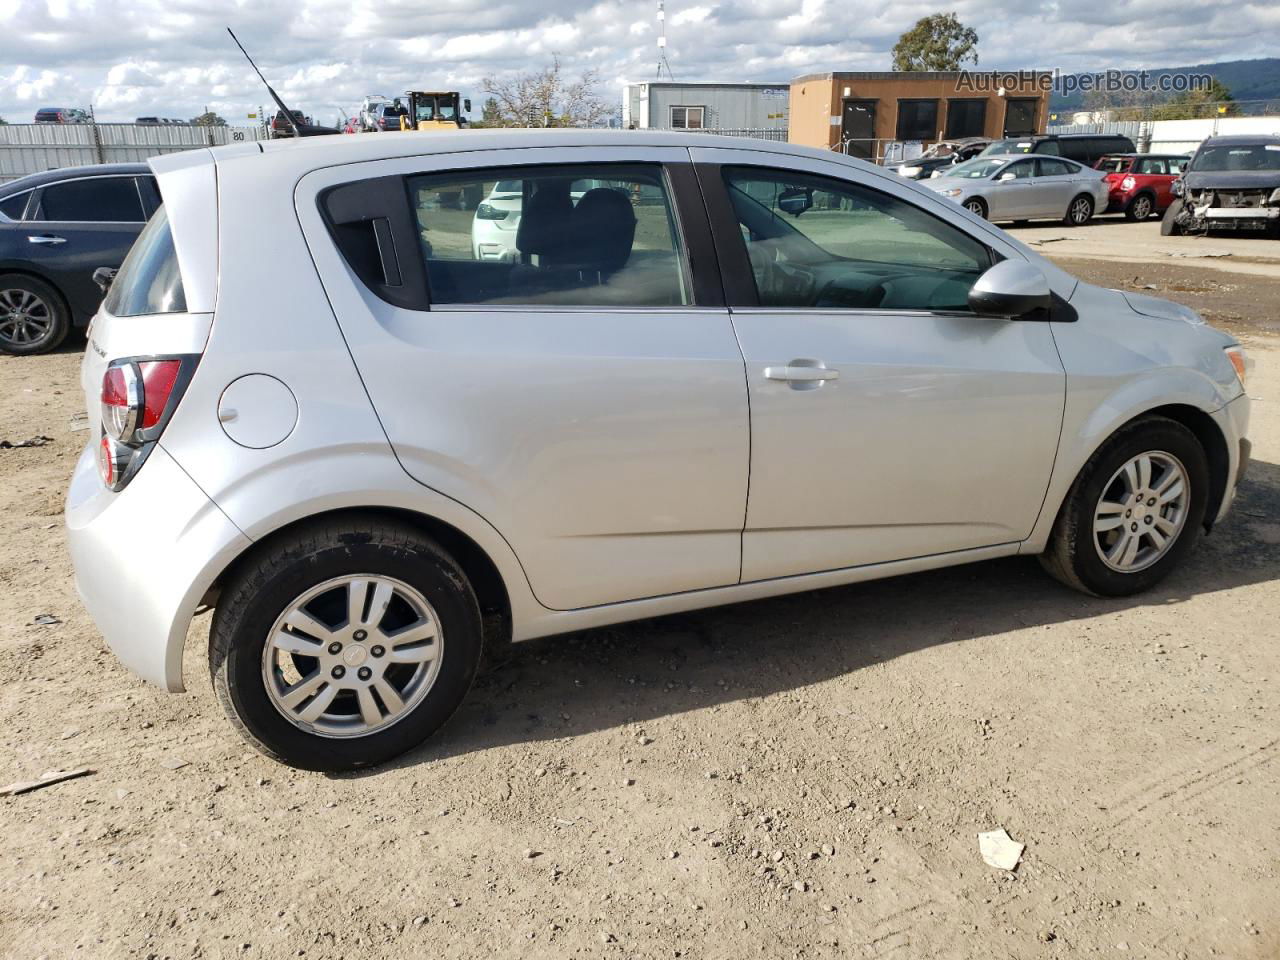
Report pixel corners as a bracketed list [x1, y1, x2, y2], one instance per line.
[1163, 135, 1280, 237]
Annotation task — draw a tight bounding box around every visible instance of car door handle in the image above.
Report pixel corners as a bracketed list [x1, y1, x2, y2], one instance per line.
[28, 235, 66, 245]
[764, 364, 840, 382]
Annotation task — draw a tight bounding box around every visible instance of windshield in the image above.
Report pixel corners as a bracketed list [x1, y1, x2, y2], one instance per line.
[981, 139, 1034, 156]
[1191, 144, 1280, 172]
[942, 157, 1010, 179]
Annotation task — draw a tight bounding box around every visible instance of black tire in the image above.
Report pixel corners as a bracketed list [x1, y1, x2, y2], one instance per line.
[1160, 199, 1184, 236]
[963, 197, 987, 220]
[0, 273, 70, 355]
[1125, 193, 1155, 221]
[1063, 194, 1094, 227]
[210, 517, 483, 771]
[1039, 416, 1209, 597]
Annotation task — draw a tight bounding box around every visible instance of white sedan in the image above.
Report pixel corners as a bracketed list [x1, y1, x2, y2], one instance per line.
[923, 153, 1111, 225]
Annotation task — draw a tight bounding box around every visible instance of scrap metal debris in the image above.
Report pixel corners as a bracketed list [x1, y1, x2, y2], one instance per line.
[978, 828, 1025, 871]
[68, 412, 90, 432]
[0, 768, 94, 797]
[30, 614, 62, 626]
[0, 435, 54, 449]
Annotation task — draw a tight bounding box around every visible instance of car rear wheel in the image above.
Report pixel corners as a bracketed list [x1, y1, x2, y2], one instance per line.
[1125, 193, 1154, 221]
[210, 518, 483, 771]
[1064, 194, 1094, 226]
[963, 197, 987, 219]
[0, 274, 70, 355]
[1039, 416, 1209, 597]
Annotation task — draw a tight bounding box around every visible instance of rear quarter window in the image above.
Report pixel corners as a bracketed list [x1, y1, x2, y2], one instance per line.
[0, 191, 30, 221]
[104, 206, 187, 316]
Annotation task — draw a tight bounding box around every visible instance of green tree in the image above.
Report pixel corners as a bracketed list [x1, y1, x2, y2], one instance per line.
[892, 12, 978, 72]
[466, 96, 503, 129]
[190, 110, 227, 127]
[1152, 78, 1236, 120]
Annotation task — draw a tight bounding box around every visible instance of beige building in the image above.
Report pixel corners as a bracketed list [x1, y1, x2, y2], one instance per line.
[789, 71, 1052, 160]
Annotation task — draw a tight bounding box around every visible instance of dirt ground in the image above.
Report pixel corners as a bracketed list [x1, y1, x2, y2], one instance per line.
[1, 244, 1278, 959]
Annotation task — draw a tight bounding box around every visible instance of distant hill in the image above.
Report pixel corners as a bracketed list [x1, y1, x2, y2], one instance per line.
[1050, 58, 1280, 111]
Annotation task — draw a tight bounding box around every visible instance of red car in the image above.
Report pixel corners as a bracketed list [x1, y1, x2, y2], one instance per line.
[1095, 153, 1190, 221]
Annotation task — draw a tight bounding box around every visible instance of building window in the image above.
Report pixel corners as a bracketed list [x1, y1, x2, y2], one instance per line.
[895, 99, 939, 141]
[944, 99, 987, 138]
[670, 106, 705, 130]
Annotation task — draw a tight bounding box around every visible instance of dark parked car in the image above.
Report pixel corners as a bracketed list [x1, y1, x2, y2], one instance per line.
[980, 133, 1137, 167]
[1163, 135, 1280, 237]
[0, 163, 158, 355]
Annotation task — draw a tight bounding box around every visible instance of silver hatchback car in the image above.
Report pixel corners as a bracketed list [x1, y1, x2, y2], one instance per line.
[67, 131, 1250, 770]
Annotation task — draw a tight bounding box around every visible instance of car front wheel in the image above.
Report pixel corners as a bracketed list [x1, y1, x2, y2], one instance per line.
[210, 518, 483, 771]
[963, 197, 987, 219]
[1040, 416, 1209, 596]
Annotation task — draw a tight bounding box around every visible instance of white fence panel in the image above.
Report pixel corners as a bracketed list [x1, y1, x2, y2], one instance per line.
[0, 123, 267, 182]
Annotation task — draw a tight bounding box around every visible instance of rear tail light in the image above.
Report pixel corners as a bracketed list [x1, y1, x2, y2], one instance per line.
[97, 356, 196, 491]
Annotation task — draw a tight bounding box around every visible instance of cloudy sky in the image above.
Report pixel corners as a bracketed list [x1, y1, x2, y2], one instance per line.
[1, 0, 1276, 124]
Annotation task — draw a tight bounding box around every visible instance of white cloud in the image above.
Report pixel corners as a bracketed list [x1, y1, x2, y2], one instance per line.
[0, 0, 1273, 123]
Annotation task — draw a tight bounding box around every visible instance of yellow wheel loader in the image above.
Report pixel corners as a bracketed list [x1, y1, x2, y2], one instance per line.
[400, 92, 471, 131]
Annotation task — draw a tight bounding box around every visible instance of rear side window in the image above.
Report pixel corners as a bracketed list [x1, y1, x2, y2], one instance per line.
[36, 177, 144, 222]
[407, 164, 690, 307]
[0, 191, 29, 221]
[104, 207, 186, 316]
[1036, 158, 1072, 177]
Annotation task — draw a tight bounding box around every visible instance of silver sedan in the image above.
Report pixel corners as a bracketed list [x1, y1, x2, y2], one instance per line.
[923, 153, 1111, 225]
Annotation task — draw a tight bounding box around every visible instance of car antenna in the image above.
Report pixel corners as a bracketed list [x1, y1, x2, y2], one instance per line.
[226, 27, 338, 137]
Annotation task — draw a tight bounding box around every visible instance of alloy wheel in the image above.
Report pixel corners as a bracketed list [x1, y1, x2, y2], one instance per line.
[261, 575, 444, 738]
[1092, 451, 1189, 573]
[0, 288, 53, 348]
[964, 199, 985, 218]
[1131, 195, 1152, 220]
[1070, 197, 1092, 225]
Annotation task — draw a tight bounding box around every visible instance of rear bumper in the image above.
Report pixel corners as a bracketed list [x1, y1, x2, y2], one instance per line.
[65, 441, 251, 692]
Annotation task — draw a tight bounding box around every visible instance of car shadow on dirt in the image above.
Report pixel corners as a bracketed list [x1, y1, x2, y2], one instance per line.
[346, 459, 1280, 777]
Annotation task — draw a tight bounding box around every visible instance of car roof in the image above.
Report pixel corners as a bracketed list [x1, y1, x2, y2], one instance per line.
[185, 128, 865, 179]
[0, 162, 151, 198]
[1198, 134, 1280, 146]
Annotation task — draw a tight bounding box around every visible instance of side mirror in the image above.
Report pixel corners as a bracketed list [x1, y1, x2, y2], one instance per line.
[777, 187, 813, 217]
[463, 98, 472, 113]
[998, 172, 1016, 182]
[1171, 178, 1185, 197]
[92, 266, 117, 294]
[967, 260, 1051, 320]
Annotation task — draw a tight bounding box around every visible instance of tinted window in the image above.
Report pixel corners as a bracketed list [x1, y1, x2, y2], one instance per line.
[944, 99, 986, 138]
[896, 100, 939, 141]
[408, 164, 689, 307]
[723, 167, 991, 312]
[1036, 158, 1072, 177]
[1003, 160, 1035, 179]
[104, 207, 186, 316]
[0, 191, 29, 221]
[1135, 158, 1168, 175]
[37, 177, 144, 222]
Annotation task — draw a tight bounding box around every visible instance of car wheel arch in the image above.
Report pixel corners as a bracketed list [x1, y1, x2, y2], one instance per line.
[201, 506, 514, 658]
[1039, 402, 1230, 549]
[0, 266, 71, 312]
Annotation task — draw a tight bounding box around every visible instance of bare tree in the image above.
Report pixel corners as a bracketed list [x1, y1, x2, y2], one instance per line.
[481, 56, 612, 128]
